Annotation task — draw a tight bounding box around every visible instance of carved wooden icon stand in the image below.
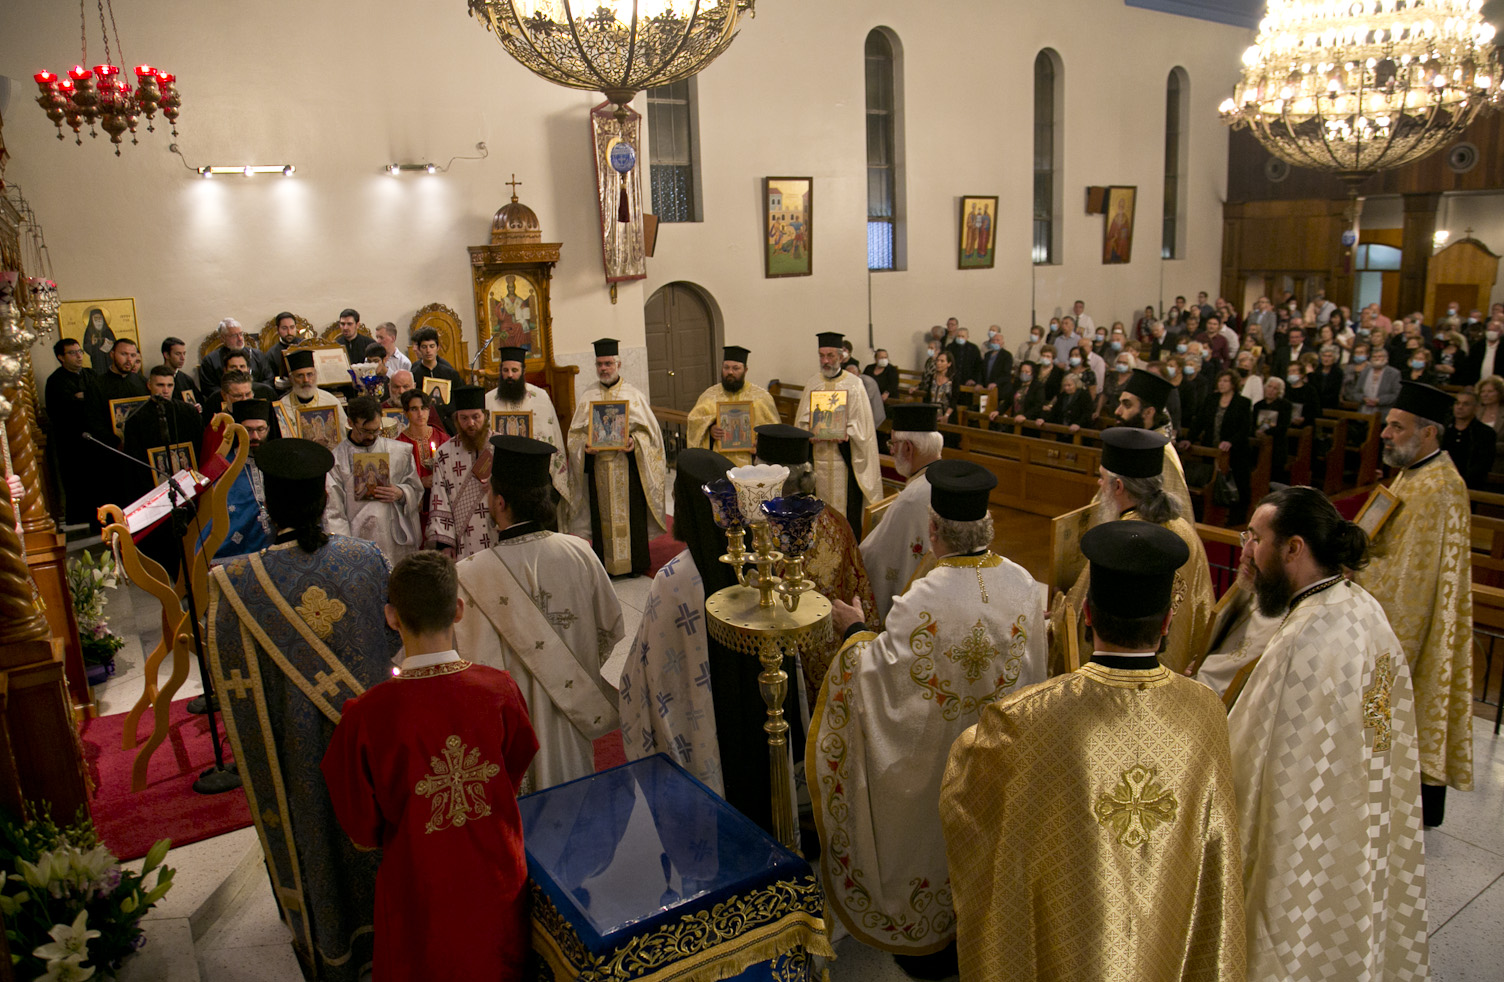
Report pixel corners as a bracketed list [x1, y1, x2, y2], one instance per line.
[103, 414, 248, 791]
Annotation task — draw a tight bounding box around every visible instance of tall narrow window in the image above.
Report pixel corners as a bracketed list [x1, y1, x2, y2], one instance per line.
[1034, 50, 1062, 265]
[647, 79, 701, 223]
[1163, 68, 1189, 259]
[866, 29, 905, 271]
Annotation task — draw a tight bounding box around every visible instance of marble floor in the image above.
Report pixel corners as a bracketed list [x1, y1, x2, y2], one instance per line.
[81, 527, 1504, 981]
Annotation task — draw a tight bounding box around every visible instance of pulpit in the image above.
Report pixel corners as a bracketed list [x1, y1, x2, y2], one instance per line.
[520, 755, 833, 982]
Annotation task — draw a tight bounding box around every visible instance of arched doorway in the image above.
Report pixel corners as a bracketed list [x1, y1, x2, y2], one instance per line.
[644, 282, 718, 412]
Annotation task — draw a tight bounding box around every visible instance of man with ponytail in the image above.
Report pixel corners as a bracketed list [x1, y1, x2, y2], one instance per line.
[1228, 486, 1428, 981]
[206, 438, 401, 980]
[1355, 381, 1474, 830]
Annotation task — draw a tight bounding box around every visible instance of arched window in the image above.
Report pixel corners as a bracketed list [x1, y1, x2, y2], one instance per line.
[647, 78, 702, 222]
[866, 28, 906, 271]
[1163, 68, 1189, 259]
[1034, 50, 1063, 265]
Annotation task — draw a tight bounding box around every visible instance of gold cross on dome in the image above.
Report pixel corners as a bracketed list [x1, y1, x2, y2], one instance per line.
[1363, 653, 1395, 754]
[506, 174, 522, 201]
[1096, 764, 1178, 847]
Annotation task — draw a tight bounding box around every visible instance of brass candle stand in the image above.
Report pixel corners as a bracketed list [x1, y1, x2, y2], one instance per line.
[702, 467, 831, 854]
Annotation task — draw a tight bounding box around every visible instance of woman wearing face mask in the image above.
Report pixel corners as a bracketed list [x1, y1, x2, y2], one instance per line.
[1067, 343, 1100, 415]
[1284, 359, 1324, 426]
[1134, 305, 1157, 342]
[913, 339, 942, 396]
[1183, 369, 1253, 522]
[1403, 347, 1438, 385]
[1021, 354, 1059, 424]
[1159, 357, 1185, 433]
[1101, 353, 1135, 408]
[923, 351, 957, 423]
[992, 361, 1036, 429]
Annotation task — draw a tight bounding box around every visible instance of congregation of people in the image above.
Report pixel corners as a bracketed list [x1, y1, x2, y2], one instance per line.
[31, 301, 1478, 981]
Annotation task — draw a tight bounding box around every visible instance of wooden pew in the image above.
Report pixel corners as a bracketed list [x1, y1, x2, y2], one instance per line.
[1312, 415, 1351, 493]
[1325, 409, 1383, 488]
[1286, 426, 1315, 486]
[938, 422, 1102, 517]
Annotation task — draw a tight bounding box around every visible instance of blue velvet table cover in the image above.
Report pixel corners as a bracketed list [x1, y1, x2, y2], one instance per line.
[519, 754, 832, 982]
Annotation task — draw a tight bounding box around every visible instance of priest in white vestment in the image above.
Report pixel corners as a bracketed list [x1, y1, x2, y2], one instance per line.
[427, 386, 497, 559]
[859, 403, 943, 621]
[485, 345, 575, 529]
[455, 434, 624, 791]
[566, 338, 668, 576]
[1228, 487, 1428, 981]
[810, 460, 1046, 970]
[275, 349, 347, 443]
[684, 344, 782, 468]
[794, 331, 882, 539]
[325, 396, 424, 563]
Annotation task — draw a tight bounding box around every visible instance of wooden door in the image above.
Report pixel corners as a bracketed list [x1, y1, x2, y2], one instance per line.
[645, 283, 715, 411]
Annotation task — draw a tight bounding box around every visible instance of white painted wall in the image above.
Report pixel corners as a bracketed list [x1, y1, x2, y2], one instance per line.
[0, 0, 1250, 401]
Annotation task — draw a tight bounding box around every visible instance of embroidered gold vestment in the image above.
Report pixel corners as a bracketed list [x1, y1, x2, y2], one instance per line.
[1048, 512, 1214, 675]
[1353, 452, 1474, 790]
[685, 381, 781, 468]
[941, 663, 1245, 982]
[793, 371, 882, 522]
[809, 553, 1046, 955]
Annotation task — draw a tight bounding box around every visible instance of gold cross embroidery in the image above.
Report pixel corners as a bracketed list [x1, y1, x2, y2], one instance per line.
[224, 669, 253, 699]
[261, 807, 282, 829]
[295, 586, 346, 638]
[1363, 652, 1395, 754]
[1095, 765, 1178, 847]
[944, 620, 994, 684]
[312, 671, 343, 698]
[415, 735, 501, 833]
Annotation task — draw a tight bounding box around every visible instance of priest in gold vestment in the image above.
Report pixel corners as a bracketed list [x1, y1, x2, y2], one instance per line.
[1228, 487, 1427, 981]
[566, 338, 668, 576]
[1353, 382, 1473, 827]
[794, 331, 882, 538]
[813, 461, 1046, 976]
[1104, 368, 1196, 521]
[1050, 428, 1214, 675]
[685, 345, 781, 467]
[942, 520, 1245, 982]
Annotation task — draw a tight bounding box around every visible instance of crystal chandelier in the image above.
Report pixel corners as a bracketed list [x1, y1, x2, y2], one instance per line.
[467, 0, 755, 107]
[32, 0, 181, 155]
[1220, 0, 1503, 187]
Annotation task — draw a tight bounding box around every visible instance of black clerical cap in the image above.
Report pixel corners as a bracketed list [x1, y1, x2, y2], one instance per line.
[286, 349, 315, 372]
[723, 345, 750, 365]
[755, 424, 813, 466]
[593, 338, 620, 357]
[497, 346, 528, 365]
[451, 385, 486, 411]
[1082, 520, 1188, 618]
[231, 399, 273, 424]
[927, 460, 997, 521]
[489, 435, 554, 489]
[1123, 368, 1172, 412]
[889, 402, 940, 433]
[1393, 381, 1454, 424]
[255, 438, 333, 496]
[1100, 427, 1167, 479]
[816, 331, 844, 349]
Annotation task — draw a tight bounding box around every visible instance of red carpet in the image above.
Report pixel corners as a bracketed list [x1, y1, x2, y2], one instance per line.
[79, 699, 252, 861]
[646, 516, 677, 578]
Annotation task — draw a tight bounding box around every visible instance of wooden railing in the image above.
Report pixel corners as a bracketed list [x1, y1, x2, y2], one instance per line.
[767, 380, 803, 424]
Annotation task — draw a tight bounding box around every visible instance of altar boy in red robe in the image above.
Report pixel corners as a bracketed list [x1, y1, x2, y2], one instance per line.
[321, 549, 539, 980]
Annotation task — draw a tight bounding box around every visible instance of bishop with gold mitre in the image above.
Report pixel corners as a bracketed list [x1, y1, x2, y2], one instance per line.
[942, 520, 1245, 982]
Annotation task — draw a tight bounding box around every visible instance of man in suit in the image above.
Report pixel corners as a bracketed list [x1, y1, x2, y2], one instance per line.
[199, 318, 273, 394]
[1271, 327, 1307, 379]
[946, 326, 983, 386]
[863, 349, 900, 403]
[159, 337, 201, 409]
[1462, 319, 1504, 385]
[1342, 346, 1401, 416]
[979, 332, 1014, 394]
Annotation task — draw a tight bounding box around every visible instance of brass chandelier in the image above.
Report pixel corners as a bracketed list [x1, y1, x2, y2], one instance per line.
[1220, 0, 1503, 187]
[32, 0, 181, 155]
[467, 0, 755, 107]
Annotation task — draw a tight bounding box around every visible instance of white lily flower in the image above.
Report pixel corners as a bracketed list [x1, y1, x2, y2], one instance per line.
[32, 910, 99, 962]
[39, 955, 95, 982]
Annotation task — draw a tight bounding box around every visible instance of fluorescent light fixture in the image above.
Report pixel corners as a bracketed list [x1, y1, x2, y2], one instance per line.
[196, 164, 295, 178]
[385, 162, 438, 175]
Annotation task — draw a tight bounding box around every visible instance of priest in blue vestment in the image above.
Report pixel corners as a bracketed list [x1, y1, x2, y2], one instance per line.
[207, 438, 400, 981]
